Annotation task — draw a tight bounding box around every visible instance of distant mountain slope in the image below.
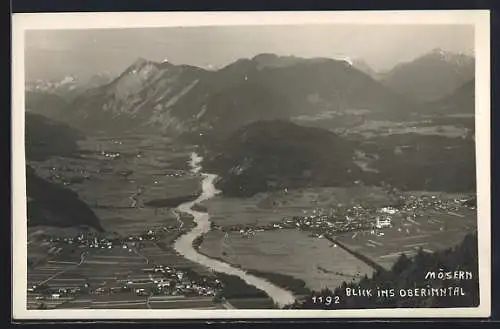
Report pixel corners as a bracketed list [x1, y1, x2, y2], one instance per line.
[61, 58, 208, 133]
[428, 79, 475, 114]
[25, 112, 84, 161]
[251, 57, 414, 114]
[26, 72, 115, 102]
[61, 54, 418, 135]
[351, 59, 381, 80]
[381, 49, 474, 102]
[25, 91, 68, 119]
[202, 120, 363, 197]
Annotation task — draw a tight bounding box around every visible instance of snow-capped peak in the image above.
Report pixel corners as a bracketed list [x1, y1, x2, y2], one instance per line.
[428, 48, 473, 64]
[336, 56, 353, 66]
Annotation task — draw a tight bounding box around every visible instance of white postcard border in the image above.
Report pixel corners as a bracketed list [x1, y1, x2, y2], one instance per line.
[11, 10, 491, 319]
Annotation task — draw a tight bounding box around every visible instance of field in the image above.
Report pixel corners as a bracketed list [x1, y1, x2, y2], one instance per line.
[27, 238, 220, 309]
[199, 188, 477, 293]
[29, 134, 201, 236]
[342, 119, 470, 139]
[293, 115, 474, 139]
[199, 229, 374, 292]
[26, 133, 288, 309]
[33, 295, 223, 310]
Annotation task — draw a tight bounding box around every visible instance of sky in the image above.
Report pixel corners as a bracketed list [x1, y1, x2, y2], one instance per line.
[25, 24, 474, 81]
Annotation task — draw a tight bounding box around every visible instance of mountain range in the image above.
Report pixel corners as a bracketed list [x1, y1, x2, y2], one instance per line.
[26, 50, 475, 136]
[25, 72, 116, 121]
[26, 53, 440, 135]
[26, 72, 115, 102]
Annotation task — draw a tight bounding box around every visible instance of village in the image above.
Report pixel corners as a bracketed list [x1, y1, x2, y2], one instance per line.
[210, 193, 477, 239]
[27, 225, 224, 308]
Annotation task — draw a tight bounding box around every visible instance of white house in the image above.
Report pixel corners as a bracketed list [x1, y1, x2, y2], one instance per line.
[375, 216, 392, 229]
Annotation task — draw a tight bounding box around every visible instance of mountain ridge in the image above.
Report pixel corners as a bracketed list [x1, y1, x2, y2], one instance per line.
[380, 49, 474, 102]
[53, 53, 419, 135]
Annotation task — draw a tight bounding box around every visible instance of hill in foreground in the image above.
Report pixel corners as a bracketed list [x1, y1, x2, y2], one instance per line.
[26, 165, 104, 232]
[202, 120, 363, 197]
[288, 232, 479, 309]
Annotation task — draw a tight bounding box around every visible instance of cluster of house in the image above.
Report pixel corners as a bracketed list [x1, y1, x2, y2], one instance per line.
[210, 205, 383, 238]
[214, 193, 476, 240]
[29, 263, 222, 302]
[45, 165, 90, 186]
[279, 211, 377, 234]
[398, 194, 476, 213]
[28, 283, 86, 300]
[140, 265, 222, 297]
[99, 150, 121, 159]
[87, 266, 221, 298]
[164, 170, 186, 178]
[42, 227, 177, 251]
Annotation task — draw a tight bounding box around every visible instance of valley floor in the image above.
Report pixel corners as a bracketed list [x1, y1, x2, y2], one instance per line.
[26, 129, 477, 309]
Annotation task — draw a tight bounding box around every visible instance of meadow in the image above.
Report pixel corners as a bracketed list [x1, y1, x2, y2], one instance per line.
[29, 134, 201, 236]
[199, 229, 374, 292]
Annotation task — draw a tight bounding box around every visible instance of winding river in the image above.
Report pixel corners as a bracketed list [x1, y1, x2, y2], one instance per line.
[173, 152, 296, 308]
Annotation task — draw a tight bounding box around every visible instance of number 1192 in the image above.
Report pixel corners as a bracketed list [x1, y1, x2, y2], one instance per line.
[311, 296, 340, 305]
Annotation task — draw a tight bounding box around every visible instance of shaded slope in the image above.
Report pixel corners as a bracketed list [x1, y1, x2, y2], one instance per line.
[25, 91, 68, 119]
[25, 112, 84, 161]
[254, 58, 414, 114]
[381, 49, 474, 102]
[62, 59, 208, 133]
[427, 79, 475, 115]
[26, 165, 104, 231]
[202, 120, 363, 197]
[26, 166, 103, 231]
[360, 133, 476, 192]
[171, 55, 417, 125]
[25, 114, 104, 231]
